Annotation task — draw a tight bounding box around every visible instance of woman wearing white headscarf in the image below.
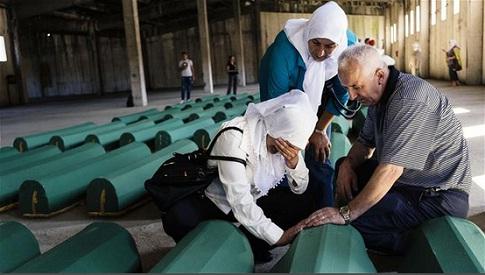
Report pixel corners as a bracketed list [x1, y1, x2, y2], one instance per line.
[259, 1, 356, 209]
[441, 39, 463, 86]
[163, 90, 318, 261]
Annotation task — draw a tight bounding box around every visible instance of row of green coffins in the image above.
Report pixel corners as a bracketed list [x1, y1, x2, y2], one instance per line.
[0, 105, 248, 215]
[3, 215, 482, 273]
[0, 140, 197, 216]
[11, 93, 257, 152]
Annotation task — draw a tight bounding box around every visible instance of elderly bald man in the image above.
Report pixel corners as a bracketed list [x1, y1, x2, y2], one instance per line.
[303, 45, 471, 254]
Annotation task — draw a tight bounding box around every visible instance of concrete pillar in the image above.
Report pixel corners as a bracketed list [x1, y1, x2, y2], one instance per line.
[465, 0, 483, 85]
[255, 0, 264, 62]
[397, 2, 405, 70]
[419, 0, 430, 78]
[122, 0, 147, 106]
[233, 0, 246, 86]
[197, 0, 214, 93]
[6, 7, 28, 104]
[483, 0, 485, 84]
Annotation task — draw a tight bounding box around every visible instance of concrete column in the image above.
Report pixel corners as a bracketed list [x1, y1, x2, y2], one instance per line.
[419, 0, 430, 78]
[483, 0, 485, 84]
[233, 0, 246, 86]
[197, 0, 214, 93]
[255, 0, 264, 62]
[122, 0, 147, 106]
[6, 7, 28, 104]
[465, 0, 483, 85]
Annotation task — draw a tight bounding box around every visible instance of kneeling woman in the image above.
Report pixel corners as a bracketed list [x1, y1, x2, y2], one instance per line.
[162, 90, 318, 261]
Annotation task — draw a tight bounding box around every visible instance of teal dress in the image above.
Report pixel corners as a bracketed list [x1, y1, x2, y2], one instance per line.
[258, 29, 357, 207]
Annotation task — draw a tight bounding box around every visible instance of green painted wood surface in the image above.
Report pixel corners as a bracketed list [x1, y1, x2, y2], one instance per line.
[192, 122, 224, 148]
[0, 221, 40, 272]
[329, 132, 352, 168]
[0, 147, 20, 161]
[50, 121, 125, 151]
[119, 118, 184, 146]
[272, 224, 376, 273]
[0, 144, 105, 209]
[154, 117, 215, 150]
[86, 139, 198, 214]
[12, 222, 141, 273]
[85, 120, 154, 148]
[111, 108, 158, 124]
[399, 216, 485, 273]
[18, 143, 151, 216]
[13, 122, 96, 152]
[150, 220, 253, 273]
[331, 115, 351, 136]
[0, 145, 62, 174]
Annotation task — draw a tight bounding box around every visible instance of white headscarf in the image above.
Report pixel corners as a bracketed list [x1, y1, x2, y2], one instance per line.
[283, 1, 348, 113]
[240, 90, 317, 196]
[448, 39, 458, 51]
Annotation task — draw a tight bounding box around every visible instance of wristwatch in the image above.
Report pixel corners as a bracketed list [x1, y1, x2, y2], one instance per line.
[339, 205, 352, 224]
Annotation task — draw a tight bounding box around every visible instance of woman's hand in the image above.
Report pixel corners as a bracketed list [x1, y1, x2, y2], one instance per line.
[274, 138, 299, 169]
[275, 220, 306, 246]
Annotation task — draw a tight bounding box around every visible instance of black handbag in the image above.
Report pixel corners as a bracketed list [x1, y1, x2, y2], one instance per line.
[145, 127, 246, 212]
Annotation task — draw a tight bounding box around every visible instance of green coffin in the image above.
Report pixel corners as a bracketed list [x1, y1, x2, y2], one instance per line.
[351, 106, 368, 135]
[139, 112, 170, 123]
[229, 93, 250, 101]
[50, 121, 125, 151]
[18, 142, 151, 216]
[272, 224, 376, 273]
[229, 97, 253, 108]
[0, 147, 20, 161]
[12, 222, 141, 273]
[119, 118, 184, 147]
[331, 115, 351, 136]
[195, 94, 219, 103]
[0, 221, 40, 272]
[111, 108, 158, 124]
[155, 117, 215, 150]
[399, 216, 485, 273]
[150, 220, 253, 273]
[0, 145, 62, 175]
[214, 105, 247, 122]
[329, 132, 352, 168]
[190, 105, 228, 122]
[85, 120, 154, 149]
[13, 122, 96, 152]
[0, 143, 105, 210]
[192, 122, 223, 148]
[163, 107, 204, 122]
[86, 139, 198, 215]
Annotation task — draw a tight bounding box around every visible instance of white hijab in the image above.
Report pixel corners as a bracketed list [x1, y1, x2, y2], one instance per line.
[240, 90, 317, 196]
[284, 1, 348, 113]
[448, 39, 458, 51]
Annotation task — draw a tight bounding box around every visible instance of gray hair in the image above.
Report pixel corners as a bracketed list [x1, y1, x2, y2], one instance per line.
[338, 45, 386, 78]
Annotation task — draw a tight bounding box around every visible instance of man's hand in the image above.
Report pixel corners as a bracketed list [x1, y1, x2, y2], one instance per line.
[336, 158, 358, 203]
[308, 131, 331, 162]
[303, 207, 345, 227]
[275, 138, 299, 169]
[275, 220, 306, 246]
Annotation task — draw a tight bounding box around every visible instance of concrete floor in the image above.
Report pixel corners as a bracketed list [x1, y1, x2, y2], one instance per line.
[0, 80, 484, 272]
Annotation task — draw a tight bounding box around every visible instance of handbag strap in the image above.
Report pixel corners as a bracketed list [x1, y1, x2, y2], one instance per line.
[206, 126, 246, 166]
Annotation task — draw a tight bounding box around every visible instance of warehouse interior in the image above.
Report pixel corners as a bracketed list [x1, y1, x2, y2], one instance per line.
[0, 0, 484, 273]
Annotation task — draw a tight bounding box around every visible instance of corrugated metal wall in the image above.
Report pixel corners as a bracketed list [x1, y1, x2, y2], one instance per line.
[0, 7, 16, 106]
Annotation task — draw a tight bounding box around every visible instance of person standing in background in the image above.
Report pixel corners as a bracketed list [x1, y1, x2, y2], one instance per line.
[442, 40, 462, 87]
[226, 55, 239, 95]
[179, 51, 195, 103]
